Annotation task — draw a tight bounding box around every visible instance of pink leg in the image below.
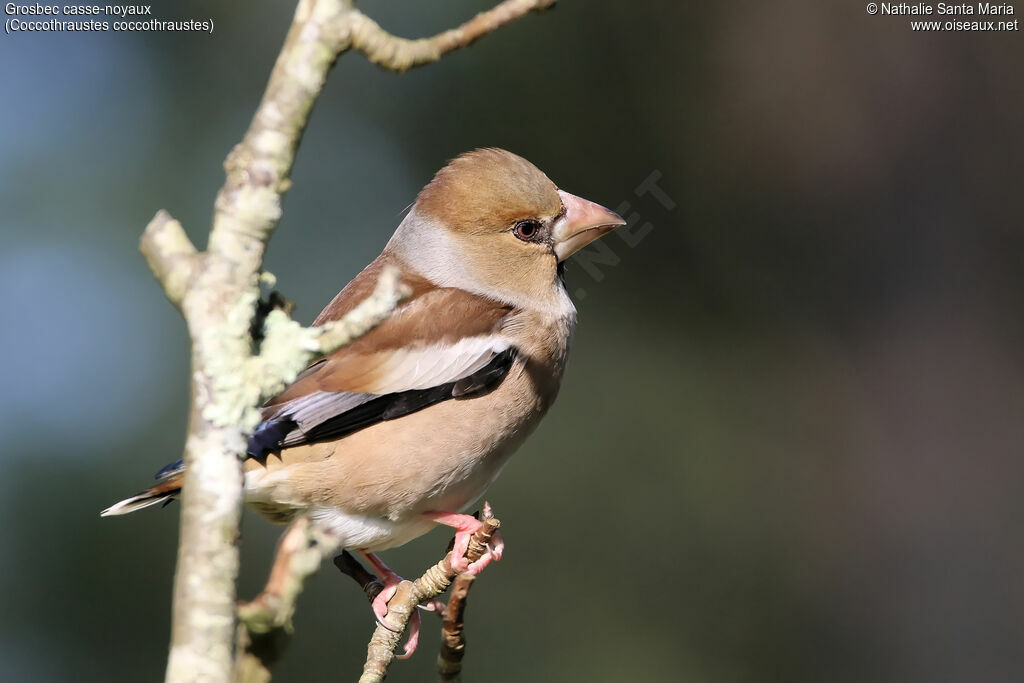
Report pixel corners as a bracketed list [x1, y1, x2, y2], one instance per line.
[358, 551, 421, 659]
[359, 551, 402, 624]
[425, 511, 505, 574]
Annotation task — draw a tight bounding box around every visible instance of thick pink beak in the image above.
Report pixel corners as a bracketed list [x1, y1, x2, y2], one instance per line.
[552, 190, 626, 261]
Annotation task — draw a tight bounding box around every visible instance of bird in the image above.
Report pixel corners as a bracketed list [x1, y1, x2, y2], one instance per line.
[102, 148, 625, 656]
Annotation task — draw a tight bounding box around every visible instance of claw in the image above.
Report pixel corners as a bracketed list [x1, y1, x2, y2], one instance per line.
[354, 550, 423, 657]
[394, 609, 421, 660]
[489, 530, 505, 561]
[371, 581, 399, 625]
[419, 597, 447, 614]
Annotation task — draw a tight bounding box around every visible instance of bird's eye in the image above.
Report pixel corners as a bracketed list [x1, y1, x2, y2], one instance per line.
[513, 220, 541, 241]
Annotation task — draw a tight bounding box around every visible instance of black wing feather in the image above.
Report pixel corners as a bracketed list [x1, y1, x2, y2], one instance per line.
[246, 348, 517, 459]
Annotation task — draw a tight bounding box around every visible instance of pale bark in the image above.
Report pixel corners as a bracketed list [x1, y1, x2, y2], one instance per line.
[139, 2, 555, 682]
[360, 513, 502, 683]
[234, 518, 342, 683]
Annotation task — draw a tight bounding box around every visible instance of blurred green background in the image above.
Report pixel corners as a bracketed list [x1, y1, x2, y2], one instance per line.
[3, 1, 1023, 681]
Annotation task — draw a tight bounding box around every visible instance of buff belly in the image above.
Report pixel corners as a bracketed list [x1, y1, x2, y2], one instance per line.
[242, 430, 519, 551]
[240, 356, 556, 551]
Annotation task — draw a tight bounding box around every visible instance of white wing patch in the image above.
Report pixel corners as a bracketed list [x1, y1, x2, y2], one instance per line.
[270, 335, 511, 441]
[276, 391, 376, 434]
[363, 336, 510, 393]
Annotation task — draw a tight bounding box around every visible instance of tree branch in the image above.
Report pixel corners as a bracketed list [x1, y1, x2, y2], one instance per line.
[435, 502, 495, 681]
[161, 3, 360, 681]
[234, 517, 342, 683]
[140, 210, 198, 309]
[348, 0, 557, 72]
[143, 1, 553, 681]
[255, 265, 410, 398]
[360, 509, 502, 683]
[436, 575, 475, 682]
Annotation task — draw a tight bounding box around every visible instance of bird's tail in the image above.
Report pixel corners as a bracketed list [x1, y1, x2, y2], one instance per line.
[101, 472, 184, 517]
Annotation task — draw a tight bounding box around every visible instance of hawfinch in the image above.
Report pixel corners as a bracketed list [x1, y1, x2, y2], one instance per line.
[104, 148, 624, 653]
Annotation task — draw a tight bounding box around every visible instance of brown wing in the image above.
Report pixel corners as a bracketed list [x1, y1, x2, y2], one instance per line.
[250, 255, 517, 455]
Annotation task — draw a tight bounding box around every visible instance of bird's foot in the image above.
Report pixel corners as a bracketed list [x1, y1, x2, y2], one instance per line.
[359, 551, 421, 659]
[359, 551, 402, 625]
[425, 511, 505, 574]
[386, 598, 445, 660]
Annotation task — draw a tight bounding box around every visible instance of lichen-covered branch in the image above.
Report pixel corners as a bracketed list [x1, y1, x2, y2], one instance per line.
[348, 0, 556, 72]
[359, 510, 502, 683]
[142, 1, 552, 682]
[159, 3, 364, 681]
[234, 518, 342, 683]
[256, 265, 410, 398]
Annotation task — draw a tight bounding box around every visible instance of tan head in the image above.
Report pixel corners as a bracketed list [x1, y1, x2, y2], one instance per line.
[386, 149, 624, 314]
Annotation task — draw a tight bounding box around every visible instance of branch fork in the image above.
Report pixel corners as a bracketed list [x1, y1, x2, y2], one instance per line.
[359, 508, 501, 683]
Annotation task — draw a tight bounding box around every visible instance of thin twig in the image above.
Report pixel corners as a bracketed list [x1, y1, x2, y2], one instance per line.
[435, 504, 495, 682]
[234, 518, 341, 683]
[349, 0, 557, 72]
[255, 265, 410, 398]
[140, 210, 197, 309]
[437, 574, 475, 682]
[359, 509, 502, 683]
[239, 518, 341, 633]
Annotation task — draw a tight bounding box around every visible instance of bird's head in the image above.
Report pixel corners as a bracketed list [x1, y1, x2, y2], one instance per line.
[387, 148, 624, 314]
